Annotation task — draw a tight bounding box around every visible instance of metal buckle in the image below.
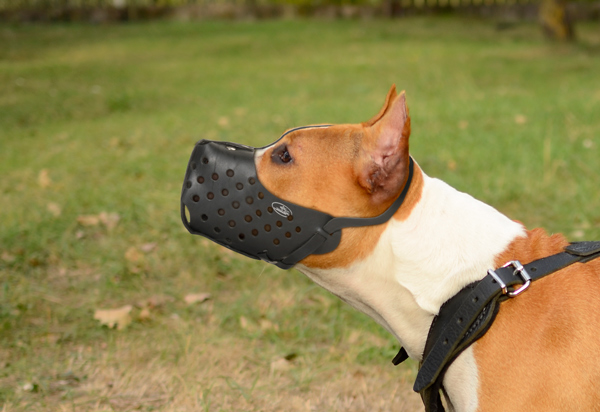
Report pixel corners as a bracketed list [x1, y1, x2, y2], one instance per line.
[487, 260, 531, 298]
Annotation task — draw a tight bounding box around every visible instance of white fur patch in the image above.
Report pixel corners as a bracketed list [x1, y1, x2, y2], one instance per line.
[443, 346, 480, 412]
[388, 174, 525, 314]
[296, 164, 525, 411]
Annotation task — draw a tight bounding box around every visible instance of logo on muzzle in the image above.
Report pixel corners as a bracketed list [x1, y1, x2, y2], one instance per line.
[272, 202, 292, 218]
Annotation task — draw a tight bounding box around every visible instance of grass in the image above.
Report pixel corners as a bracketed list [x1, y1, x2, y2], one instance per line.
[1, 17, 599, 411]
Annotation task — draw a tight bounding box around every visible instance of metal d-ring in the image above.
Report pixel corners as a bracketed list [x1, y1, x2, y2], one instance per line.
[487, 260, 531, 298]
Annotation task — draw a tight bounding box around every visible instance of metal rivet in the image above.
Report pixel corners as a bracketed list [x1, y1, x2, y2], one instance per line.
[273, 238, 280, 245]
[192, 195, 200, 202]
[228, 220, 236, 227]
[232, 201, 240, 209]
[276, 221, 282, 227]
[218, 209, 225, 216]
[264, 224, 271, 232]
[197, 176, 204, 184]
[221, 189, 229, 196]
[246, 197, 254, 205]
[226, 169, 234, 177]
[248, 177, 256, 185]
[236, 183, 244, 190]
[207, 192, 214, 200]
[244, 215, 252, 222]
[212, 173, 219, 180]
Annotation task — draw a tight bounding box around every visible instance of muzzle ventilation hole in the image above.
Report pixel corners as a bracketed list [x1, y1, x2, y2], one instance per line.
[186, 160, 301, 249]
[184, 206, 191, 224]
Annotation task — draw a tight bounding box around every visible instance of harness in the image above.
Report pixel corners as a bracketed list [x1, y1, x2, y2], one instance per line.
[393, 240, 600, 412]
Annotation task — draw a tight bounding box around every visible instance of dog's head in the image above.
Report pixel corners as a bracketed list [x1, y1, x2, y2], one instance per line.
[181, 86, 418, 270]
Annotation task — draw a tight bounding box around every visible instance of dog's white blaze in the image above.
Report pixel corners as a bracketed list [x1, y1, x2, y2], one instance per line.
[297, 167, 524, 412]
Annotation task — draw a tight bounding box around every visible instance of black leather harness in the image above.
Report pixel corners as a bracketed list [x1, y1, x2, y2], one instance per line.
[393, 240, 600, 412]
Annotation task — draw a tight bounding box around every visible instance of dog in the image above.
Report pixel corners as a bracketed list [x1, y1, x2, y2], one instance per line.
[182, 86, 600, 412]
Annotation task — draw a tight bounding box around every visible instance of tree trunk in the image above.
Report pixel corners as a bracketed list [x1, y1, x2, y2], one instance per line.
[539, 0, 575, 41]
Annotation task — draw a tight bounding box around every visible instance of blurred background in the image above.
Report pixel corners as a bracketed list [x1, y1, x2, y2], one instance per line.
[1, 2, 599, 411]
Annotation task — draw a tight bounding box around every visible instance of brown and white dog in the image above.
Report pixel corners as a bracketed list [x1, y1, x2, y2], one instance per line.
[252, 86, 600, 412]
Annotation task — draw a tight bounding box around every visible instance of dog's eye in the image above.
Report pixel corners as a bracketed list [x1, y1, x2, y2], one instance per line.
[272, 145, 293, 165]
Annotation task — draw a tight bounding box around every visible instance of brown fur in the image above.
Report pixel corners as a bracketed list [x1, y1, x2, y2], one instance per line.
[475, 229, 600, 411]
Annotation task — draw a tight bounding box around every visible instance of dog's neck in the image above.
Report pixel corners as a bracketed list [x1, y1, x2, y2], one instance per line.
[297, 167, 525, 359]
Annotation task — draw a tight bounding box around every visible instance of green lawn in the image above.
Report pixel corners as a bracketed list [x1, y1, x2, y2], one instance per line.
[1, 17, 599, 411]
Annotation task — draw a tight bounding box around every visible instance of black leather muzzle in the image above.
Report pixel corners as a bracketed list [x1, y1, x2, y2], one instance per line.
[181, 130, 414, 269]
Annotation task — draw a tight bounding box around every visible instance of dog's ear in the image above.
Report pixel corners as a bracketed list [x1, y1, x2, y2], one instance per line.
[357, 90, 411, 205]
[363, 84, 398, 127]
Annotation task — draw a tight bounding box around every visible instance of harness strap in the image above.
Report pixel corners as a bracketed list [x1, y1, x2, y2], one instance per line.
[392, 240, 600, 412]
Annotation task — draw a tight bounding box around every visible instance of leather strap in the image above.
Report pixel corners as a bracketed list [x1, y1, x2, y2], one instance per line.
[323, 158, 414, 233]
[392, 241, 600, 412]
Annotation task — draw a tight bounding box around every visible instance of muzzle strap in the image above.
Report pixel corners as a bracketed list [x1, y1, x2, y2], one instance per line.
[280, 158, 414, 268]
[324, 157, 414, 234]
